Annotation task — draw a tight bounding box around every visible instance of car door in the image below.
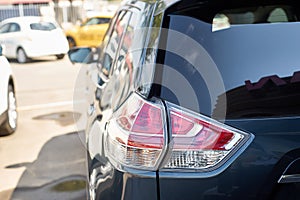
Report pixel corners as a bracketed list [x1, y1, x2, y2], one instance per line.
[85, 10, 132, 162]
[84, 8, 151, 199]
[0, 22, 21, 58]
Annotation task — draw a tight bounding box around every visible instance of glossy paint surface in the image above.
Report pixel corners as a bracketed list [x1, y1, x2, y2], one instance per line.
[82, 0, 300, 199]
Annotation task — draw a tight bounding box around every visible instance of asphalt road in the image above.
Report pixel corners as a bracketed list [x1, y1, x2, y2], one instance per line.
[0, 56, 88, 200]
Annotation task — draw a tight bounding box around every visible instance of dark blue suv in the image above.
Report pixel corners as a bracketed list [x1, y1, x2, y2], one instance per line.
[68, 0, 300, 199]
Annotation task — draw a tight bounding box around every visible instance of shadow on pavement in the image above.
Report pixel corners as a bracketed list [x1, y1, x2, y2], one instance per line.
[33, 111, 82, 127]
[7, 131, 87, 200]
[8, 56, 61, 64]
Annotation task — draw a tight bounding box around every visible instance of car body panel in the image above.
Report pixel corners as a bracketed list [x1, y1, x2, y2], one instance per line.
[159, 117, 300, 199]
[153, 1, 300, 199]
[68, 0, 300, 199]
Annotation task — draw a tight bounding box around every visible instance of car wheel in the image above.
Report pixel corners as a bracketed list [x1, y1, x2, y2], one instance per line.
[0, 84, 17, 136]
[16, 48, 28, 63]
[56, 54, 65, 60]
[67, 37, 76, 49]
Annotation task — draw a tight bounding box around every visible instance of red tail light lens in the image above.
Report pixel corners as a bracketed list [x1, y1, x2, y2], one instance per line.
[105, 93, 253, 173]
[164, 103, 250, 170]
[170, 111, 235, 150]
[171, 112, 194, 135]
[105, 94, 165, 170]
[131, 103, 164, 134]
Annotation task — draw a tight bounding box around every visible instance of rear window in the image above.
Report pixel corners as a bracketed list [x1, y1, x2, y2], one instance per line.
[158, 4, 300, 119]
[30, 22, 56, 31]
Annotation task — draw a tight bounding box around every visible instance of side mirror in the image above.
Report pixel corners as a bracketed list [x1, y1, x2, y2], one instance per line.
[68, 47, 98, 64]
[0, 45, 3, 56]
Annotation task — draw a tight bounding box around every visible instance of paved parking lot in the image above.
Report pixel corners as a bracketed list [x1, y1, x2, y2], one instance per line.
[0, 57, 87, 200]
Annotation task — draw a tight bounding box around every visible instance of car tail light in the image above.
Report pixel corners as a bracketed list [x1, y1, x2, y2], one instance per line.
[105, 93, 253, 174]
[163, 103, 251, 171]
[105, 93, 166, 170]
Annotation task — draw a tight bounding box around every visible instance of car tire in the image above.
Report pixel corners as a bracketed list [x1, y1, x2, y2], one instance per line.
[16, 48, 29, 63]
[55, 54, 65, 60]
[67, 37, 76, 49]
[0, 84, 17, 136]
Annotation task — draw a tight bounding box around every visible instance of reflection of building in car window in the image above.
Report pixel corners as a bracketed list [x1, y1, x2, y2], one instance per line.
[213, 72, 300, 119]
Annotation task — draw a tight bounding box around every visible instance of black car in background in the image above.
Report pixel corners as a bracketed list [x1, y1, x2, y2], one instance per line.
[68, 0, 300, 199]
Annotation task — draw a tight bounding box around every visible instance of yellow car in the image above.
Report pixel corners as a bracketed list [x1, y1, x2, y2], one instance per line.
[65, 14, 112, 48]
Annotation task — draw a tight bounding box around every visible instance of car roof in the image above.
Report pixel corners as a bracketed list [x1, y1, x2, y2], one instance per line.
[0, 16, 59, 31]
[124, 0, 297, 14]
[1, 16, 56, 25]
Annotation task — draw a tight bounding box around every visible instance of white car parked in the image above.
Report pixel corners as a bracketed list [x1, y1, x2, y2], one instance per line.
[0, 45, 17, 135]
[0, 16, 69, 63]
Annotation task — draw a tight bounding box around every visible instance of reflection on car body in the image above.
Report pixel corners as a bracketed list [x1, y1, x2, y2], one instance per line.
[245, 72, 300, 91]
[214, 72, 300, 119]
[69, 0, 300, 199]
[64, 14, 113, 48]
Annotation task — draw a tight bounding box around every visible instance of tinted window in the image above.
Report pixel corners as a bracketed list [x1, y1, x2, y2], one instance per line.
[98, 18, 110, 24]
[30, 22, 56, 31]
[113, 14, 136, 73]
[9, 23, 20, 32]
[159, 4, 300, 119]
[99, 11, 132, 77]
[0, 23, 11, 33]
